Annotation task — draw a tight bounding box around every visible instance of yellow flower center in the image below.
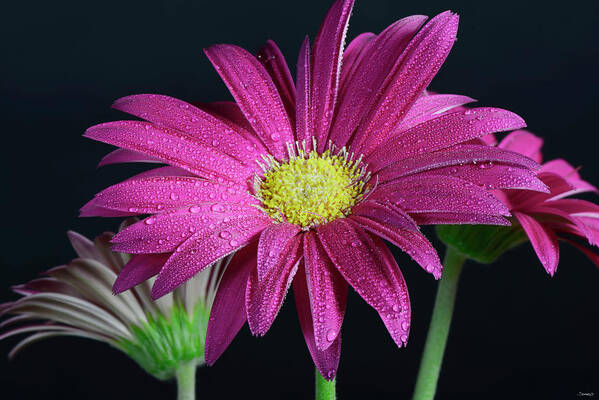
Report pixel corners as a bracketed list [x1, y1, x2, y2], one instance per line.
[254, 142, 370, 229]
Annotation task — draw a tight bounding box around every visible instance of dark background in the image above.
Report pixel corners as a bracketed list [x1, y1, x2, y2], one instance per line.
[1, 0, 598, 398]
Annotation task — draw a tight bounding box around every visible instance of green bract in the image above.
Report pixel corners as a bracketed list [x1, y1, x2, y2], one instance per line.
[436, 222, 528, 264]
[118, 301, 210, 380]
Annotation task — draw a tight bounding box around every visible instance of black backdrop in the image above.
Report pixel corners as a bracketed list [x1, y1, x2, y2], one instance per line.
[1, 0, 598, 399]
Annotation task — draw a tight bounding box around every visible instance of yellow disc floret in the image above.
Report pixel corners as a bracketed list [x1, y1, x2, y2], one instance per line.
[254, 142, 370, 229]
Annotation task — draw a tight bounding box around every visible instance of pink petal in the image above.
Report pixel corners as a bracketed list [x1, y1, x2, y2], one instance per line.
[540, 159, 580, 178]
[480, 133, 498, 146]
[80, 200, 137, 217]
[293, 262, 341, 380]
[311, 0, 354, 151]
[98, 148, 162, 167]
[111, 204, 263, 254]
[295, 36, 313, 149]
[419, 165, 547, 191]
[352, 12, 459, 154]
[205, 242, 257, 365]
[204, 44, 294, 159]
[396, 93, 477, 131]
[507, 173, 576, 209]
[350, 213, 442, 279]
[84, 121, 252, 182]
[257, 40, 296, 127]
[317, 219, 411, 347]
[371, 175, 510, 217]
[542, 199, 599, 216]
[339, 32, 376, 88]
[112, 254, 169, 294]
[151, 216, 270, 299]
[303, 231, 348, 350]
[375, 144, 540, 180]
[365, 107, 527, 172]
[193, 101, 264, 148]
[330, 15, 428, 148]
[514, 211, 560, 276]
[498, 130, 544, 163]
[352, 200, 420, 232]
[112, 95, 265, 166]
[540, 159, 598, 194]
[256, 223, 301, 279]
[125, 166, 195, 180]
[527, 203, 598, 246]
[91, 176, 254, 214]
[410, 212, 510, 226]
[246, 235, 302, 335]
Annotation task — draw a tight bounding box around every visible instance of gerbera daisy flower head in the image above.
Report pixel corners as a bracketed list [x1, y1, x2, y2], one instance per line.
[0, 223, 225, 381]
[438, 130, 599, 275]
[82, 0, 547, 379]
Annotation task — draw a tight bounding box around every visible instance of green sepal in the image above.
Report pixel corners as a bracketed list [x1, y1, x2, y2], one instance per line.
[116, 301, 210, 381]
[436, 222, 528, 264]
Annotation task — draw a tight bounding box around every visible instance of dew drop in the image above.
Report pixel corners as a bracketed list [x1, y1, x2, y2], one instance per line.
[478, 161, 493, 169]
[326, 329, 336, 342]
[211, 204, 225, 212]
[145, 216, 156, 225]
[219, 231, 232, 239]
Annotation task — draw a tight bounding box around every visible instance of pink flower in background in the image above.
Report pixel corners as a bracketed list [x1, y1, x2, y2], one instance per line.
[492, 130, 599, 275]
[82, 0, 546, 378]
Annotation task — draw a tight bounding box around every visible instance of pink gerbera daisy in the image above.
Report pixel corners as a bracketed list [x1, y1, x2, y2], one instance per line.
[494, 130, 599, 274]
[438, 129, 599, 275]
[82, 0, 546, 378]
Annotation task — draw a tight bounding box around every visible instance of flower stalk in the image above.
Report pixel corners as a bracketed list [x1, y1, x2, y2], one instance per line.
[412, 248, 466, 400]
[315, 368, 336, 400]
[176, 360, 197, 400]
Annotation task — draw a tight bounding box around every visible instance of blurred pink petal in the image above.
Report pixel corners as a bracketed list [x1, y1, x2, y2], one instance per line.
[205, 243, 257, 365]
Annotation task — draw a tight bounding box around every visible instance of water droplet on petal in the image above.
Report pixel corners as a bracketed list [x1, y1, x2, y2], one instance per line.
[326, 329, 336, 342]
[211, 204, 225, 212]
[219, 231, 232, 239]
[145, 216, 156, 225]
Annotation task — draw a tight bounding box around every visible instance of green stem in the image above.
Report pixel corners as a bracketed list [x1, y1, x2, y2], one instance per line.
[315, 368, 336, 400]
[175, 361, 197, 400]
[412, 247, 466, 400]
